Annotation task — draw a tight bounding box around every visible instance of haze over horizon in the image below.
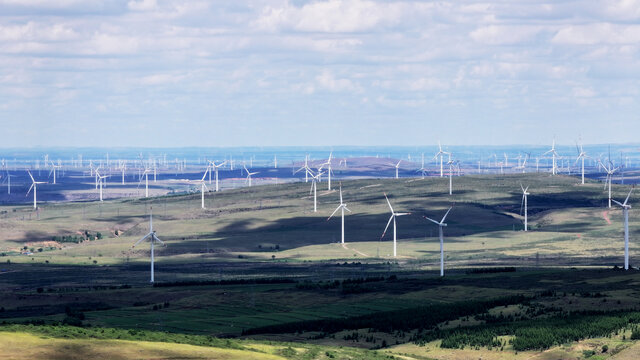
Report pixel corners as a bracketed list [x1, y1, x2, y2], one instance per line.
[1, 0, 639, 147]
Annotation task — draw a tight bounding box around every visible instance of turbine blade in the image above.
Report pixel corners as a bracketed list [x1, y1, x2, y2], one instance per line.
[424, 216, 440, 225]
[381, 215, 394, 239]
[343, 206, 352, 212]
[133, 233, 151, 248]
[623, 187, 634, 206]
[611, 199, 624, 207]
[440, 206, 453, 223]
[384, 193, 394, 213]
[153, 234, 165, 246]
[26, 183, 34, 196]
[327, 206, 341, 220]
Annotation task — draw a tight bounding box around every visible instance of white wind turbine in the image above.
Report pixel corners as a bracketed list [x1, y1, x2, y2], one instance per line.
[520, 184, 530, 231]
[5, 173, 15, 194]
[424, 207, 453, 277]
[209, 161, 227, 192]
[300, 156, 310, 182]
[244, 165, 258, 187]
[138, 167, 151, 198]
[26, 170, 46, 209]
[196, 170, 209, 209]
[381, 193, 411, 257]
[132, 207, 165, 283]
[433, 142, 448, 177]
[309, 170, 323, 212]
[295, 158, 314, 183]
[447, 153, 454, 195]
[96, 169, 108, 202]
[49, 161, 61, 184]
[543, 139, 559, 175]
[119, 161, 127, 185]
[599, 159, 619, 208]
[328, 184, 351, 244]
[417, 153, 428, 179]
[321, 152, 333, 190]
[575, 141, 588, 185]
[394, 160, 402, 179]
[612, 188, 634, 270]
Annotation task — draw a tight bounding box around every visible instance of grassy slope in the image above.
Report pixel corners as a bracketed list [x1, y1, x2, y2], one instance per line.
[0, 173, 635, 271]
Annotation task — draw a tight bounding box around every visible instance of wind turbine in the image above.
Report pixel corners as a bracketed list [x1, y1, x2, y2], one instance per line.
[520, 184, 530, 231]
[575, 140, 588, 185]
[543, 139, 559, 175]
[138, 167, 151, 198]
[309, 170, 324, 212]
[132, 207, 165, 283]
[417, 153, 428, 179]
[295, 159, 314, 183]
[209, 161, 227, 192]
[394, 160, 402, 179]
[119, 161, 127, 185]
[321, 152, 333, 190]
[433, 142, 448, 177]
[447, 153, 454, 195]
[299, 156, 310, 183]
[612, 188, 634, 270]
[196, 170, 209, 209]
[96, 169, 108, 202]
[381, 193, 410, 257]
[26, 170, 46, 209]
[328, 184, 351, 244]
[244, 165, 258, 187]
[424, 207, 453, 277]
[5, 173, 15, 194]
[49, 161, 61, 184]
[599, 159, 619, 208]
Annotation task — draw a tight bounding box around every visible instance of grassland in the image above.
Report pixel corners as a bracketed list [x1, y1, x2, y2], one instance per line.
[0, 173, 639, 359]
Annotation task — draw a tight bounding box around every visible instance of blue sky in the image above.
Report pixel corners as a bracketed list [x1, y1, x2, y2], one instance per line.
[1, 0, 639, 147]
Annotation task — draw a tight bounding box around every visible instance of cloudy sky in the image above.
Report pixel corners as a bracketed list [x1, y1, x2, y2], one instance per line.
[1, 0, 639, 147]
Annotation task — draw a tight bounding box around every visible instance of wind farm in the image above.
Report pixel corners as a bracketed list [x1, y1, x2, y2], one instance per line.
[0, 150, 640, 359]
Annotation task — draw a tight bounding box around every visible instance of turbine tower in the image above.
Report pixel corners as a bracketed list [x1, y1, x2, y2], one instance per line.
[612, 188, 634, 270]
[520, 184, 530, 231]
[328, 184, 351, 244]
[424, 207, 453, 277]
[381, 193, 410, 257]
[132, 207, 165, 283]
[26, 170, 46, 209]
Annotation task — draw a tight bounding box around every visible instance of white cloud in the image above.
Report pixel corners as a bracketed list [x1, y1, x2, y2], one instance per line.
[552, 23, 640, 45]
[127, 0, 157, 12]
[254, 0, 428, 33]
[315, 70, 359, 92]
[470, 25, 542, 45]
